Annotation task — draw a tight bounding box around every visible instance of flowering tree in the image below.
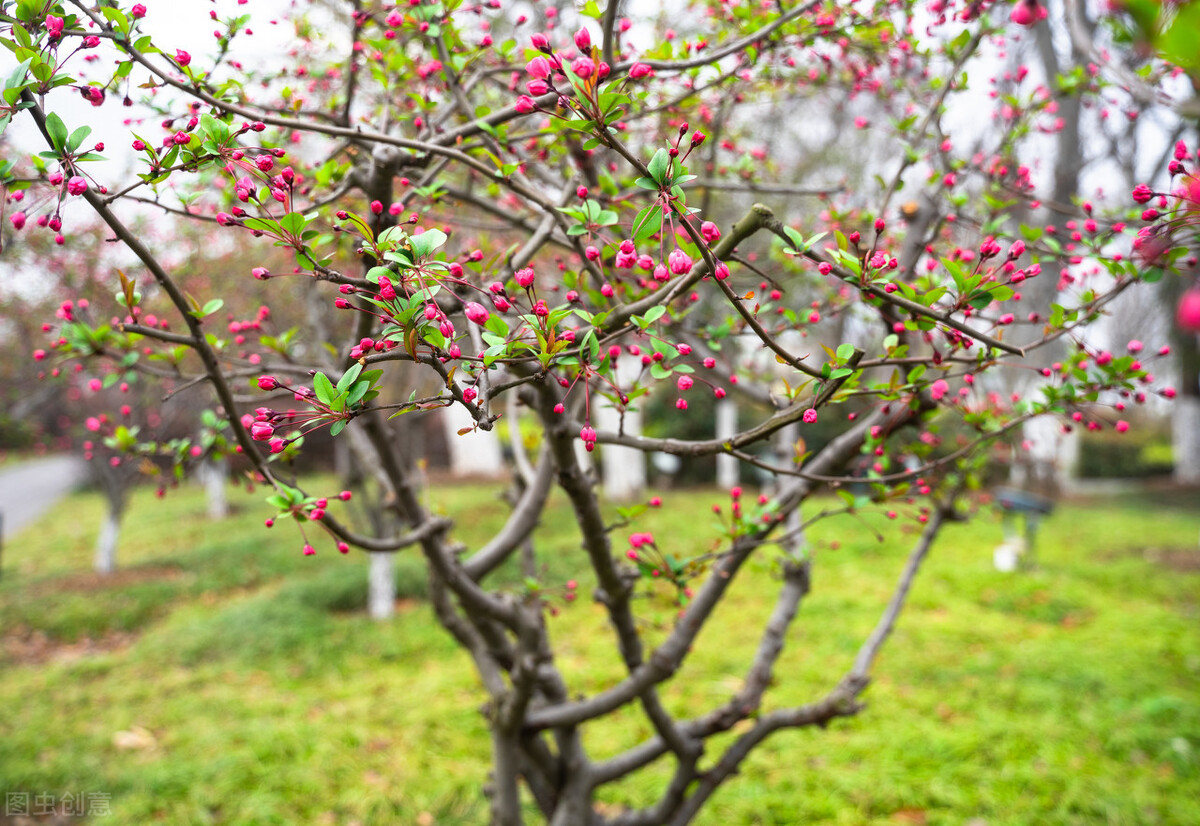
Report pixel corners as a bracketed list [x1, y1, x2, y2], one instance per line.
[2, 0, 1193, 822]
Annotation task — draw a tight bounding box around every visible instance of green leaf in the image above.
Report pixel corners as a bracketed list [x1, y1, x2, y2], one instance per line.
[336, 363, 363, 393]
[312, 372, 335, 405]
[44, 111, 68, 151]
[409, 228, 448, 258]
[484, 314, 509, 337]
[632, 203, 663, 241]
[643, 305, 667, 324]
[201, 299, 223, 317]
[66, 125, 91, 154]
[647, 148, 670, 185]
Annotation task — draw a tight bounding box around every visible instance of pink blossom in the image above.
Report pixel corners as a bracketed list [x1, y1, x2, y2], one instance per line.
[66, 176, 88, 196]
[700, 221, 721, 243]
[44, 15, 64, 39]
[1010, 0, 1044, 27]
[10, 212, 25, 230]
[250, 422, 274, 441]
[526, 56, 552, 80]
[515, 95, 537, 114]
[930, 379, 949, 400]
[668, 249, 693, 274]
[515, 267, 535, 287]
[571, 57, 595, 78]
[628, 62, 653, 80]
[575, 27, 592, 51]
[464, 302, 490, 325]
[131, 4, 146, 18]
[1177, 288, 1200, 332]
[677, 376, 693, 391]
[803, 408, 818, 424]
[175, 50, 192, 67]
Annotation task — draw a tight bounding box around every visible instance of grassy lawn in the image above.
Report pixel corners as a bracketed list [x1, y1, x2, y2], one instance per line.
[1, 477, 1198, 825]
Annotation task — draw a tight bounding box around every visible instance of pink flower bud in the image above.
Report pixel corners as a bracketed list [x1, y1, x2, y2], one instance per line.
[526, 56, 552, 80]
[575, 27, 592, 52]
[464, 302, 490, 325]
[175, 50, 192, 67]
[700, 221, 721, 243]
[515, 95, 537, 114]
[629, 62, 653, 79]
[1177, 288, 1200, 332]
[668, 249, 693, 274]
[571, 57, 595, 78]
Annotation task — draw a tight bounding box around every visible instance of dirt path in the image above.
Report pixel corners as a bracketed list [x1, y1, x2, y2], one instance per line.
[0, 454, 90, 542]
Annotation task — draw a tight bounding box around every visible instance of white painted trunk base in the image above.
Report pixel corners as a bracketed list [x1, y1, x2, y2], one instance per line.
[716, 400, 738, 489]
[594, 397, 646, 502]
[368, 552, 396, 620]
[442, 402, 504, 477]
[1174, 395, 1200, 485]
[95, 510, 120, 575]
[200, 460, 229, 520]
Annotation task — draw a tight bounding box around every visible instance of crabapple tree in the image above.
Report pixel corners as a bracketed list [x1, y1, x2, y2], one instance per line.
[1, 0, 1194, 823]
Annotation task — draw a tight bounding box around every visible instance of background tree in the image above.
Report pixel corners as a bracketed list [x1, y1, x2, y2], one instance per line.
[1, 0, 1192, 823]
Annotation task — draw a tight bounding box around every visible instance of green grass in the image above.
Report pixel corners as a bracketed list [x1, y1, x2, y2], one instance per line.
[1, 479, 1198, 824]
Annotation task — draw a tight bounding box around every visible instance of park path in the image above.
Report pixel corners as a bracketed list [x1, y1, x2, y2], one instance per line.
[0, 454, 90, 542]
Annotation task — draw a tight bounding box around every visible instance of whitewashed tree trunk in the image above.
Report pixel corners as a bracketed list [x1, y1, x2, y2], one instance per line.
[775, 423, 804, 556]
[1014, 414, 1078, 494]
[368, 552, 395, 620]
[1174, 395, 1200, 484]
[593, 354, 646, 502]
[200, 458, 229, 520]
[442, 401, 504, 477]
[716, 399, 739, 489]
[95, 507, 120, 575]
[594, 399, 646, 502]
